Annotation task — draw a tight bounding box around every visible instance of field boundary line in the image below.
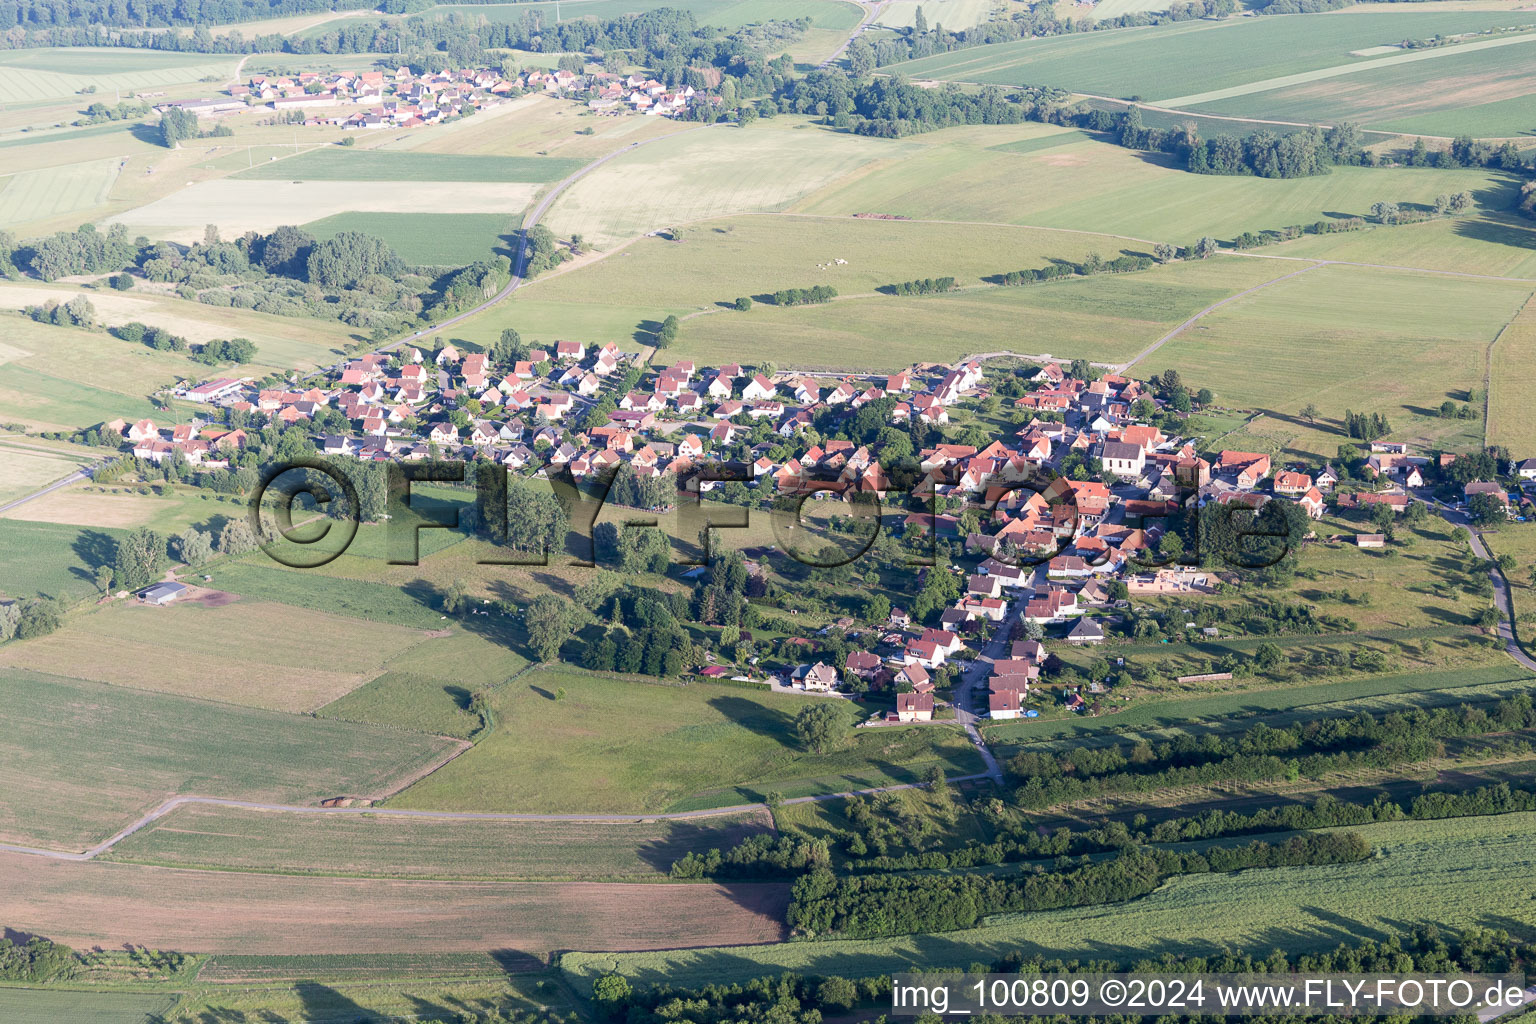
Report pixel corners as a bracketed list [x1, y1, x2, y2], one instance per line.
[1117, 259, 1322, 372]
[0, 774, 995, 863]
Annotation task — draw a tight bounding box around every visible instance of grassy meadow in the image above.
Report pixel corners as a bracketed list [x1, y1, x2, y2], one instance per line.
[1147, 261, 1535, 460]
[302, 210, 514, 266]
[0, 669, 459, 850]
[1488, 292, 1536, 455]
[0, 156, 121, 229]
[390, 666, 984, 814]
[543, 118, 909, 246]
[0, 598, 443, 713]
[103, 802, 774, 880]
[887, 11, 1531, 98]
[233, 149, 585, 182]
[0, 48, 237, 106]
[0, 989, 175, 1024]
[563, 811, 1536, 991]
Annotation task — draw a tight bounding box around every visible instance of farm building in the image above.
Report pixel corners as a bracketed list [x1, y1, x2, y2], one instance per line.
[138, 582, 189, 605]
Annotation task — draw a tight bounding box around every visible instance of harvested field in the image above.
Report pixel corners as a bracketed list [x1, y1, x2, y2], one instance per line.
[105, 802, 775, 880]
[108, 179, 538, 243]
[0, 851, 789, 954]
[0, 599, 437, 712]
[232, 149, 585, 181]
[0, 670, 460, 850]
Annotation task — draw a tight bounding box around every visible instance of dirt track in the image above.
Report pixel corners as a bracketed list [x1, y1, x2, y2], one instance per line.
[0, 851, 788, 954]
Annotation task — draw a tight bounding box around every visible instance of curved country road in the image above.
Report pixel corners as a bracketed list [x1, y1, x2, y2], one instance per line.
[0, 774, 995, 863]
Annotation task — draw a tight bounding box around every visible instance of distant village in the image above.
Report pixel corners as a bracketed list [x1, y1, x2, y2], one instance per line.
[160, 63, 720, 131]
[108, 340, 1536, 726]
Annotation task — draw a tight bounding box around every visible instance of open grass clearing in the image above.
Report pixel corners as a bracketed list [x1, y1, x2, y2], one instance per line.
[0, 989, 175, 1024]
[409, 0, 860, 28]
[302, 210, 514, 266]
[0, 283, 364, 374]
[0, 361, 158, 432]
[0, 598, 440, 713]
[875, 0, 992, 29]
[164, 974, 568, 1022]
[0, 850, 788, 955]
[523, 213, 1147, 310]
[1489, 293, 1536, 457]
[886, 11, 1530, 97]
[563, 811, 1536, 990]
[0, 48, 236, 106]
[107, 179, 537, 244]
[795, 121, 1516, 246]
[233, 148, 585, 181]
[391, 666, 984, 815]
[0, 483, 224, 531]
[104, 802, 774, 880]
[544, 118, 910, 247]
[661, 255, 1291, 371]
[0, 156, 121, 230]
[1148, 262, 1535, 460]
[0, 669, 459, 850]
[1274, 211, 1536, 280]
[0, 518, 133, 603]
[0, 442, 84, 504]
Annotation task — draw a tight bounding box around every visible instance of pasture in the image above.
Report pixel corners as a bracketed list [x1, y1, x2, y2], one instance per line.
[1147, 261, 1535, 459]
[105, 802, 774, 880]
[0, 598, 440, 713]
[0, 359, 158, 431]
[876, 0, 992, 29]
[107, 179, 537, 243]
[0, 157, 120, 230]
[795, 121, 1514, 247]
[563, 812, 1536, 991]
[0, 989, 175, 1024]
[1488, 293, 1536, 454]
[391, 666, 985, 814]
[543, 118, 908, 246]
[0, 283, 364, 373]
[233, 149, 585, 182]
[302, 211, 513, 266]
[886, 11, 1529, 98]
[1274, 211, 1536, 281]
[0, 850, 789, 954]
[660, 256, 1291, 371]
[0, 482, 228, 531]
[0, 669, 459, 849]
[0, 48, 236, 106]
[0, 518, 130, 603]
[0, 441, 86, 504]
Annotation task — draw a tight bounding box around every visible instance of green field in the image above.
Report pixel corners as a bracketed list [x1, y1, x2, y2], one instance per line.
[1148, 261, 1535, 459]
[659, 256, 1290, 370]
[391, 666, 985, 814]
[0, 518, 130, 603]
[1182, 33, 1536, 137]
[208, 559, 460, 629]
[563, 811, 1536, 990]
[0, 669, 459, 849]
[302, 210, 514, 266]
[0, 48, 236, 106]
[795, 121, 1518, 247]
[0, 989, 175, 1024]
[0, 157, 120, 229]
[1489, 292, 1536, 454]
[886, 12, 1531, 99]
[544, 118, 908, 246]
[104, 801, 773, 880]
[0, 440, 87, 504]
[234, 149, 586, 182]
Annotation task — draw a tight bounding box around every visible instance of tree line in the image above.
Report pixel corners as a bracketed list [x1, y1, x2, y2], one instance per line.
[788, 832, 1372, 938]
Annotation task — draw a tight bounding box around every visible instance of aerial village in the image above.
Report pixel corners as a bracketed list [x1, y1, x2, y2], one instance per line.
[160, 63, 718, 130]
[111, 341, 1536, 727]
